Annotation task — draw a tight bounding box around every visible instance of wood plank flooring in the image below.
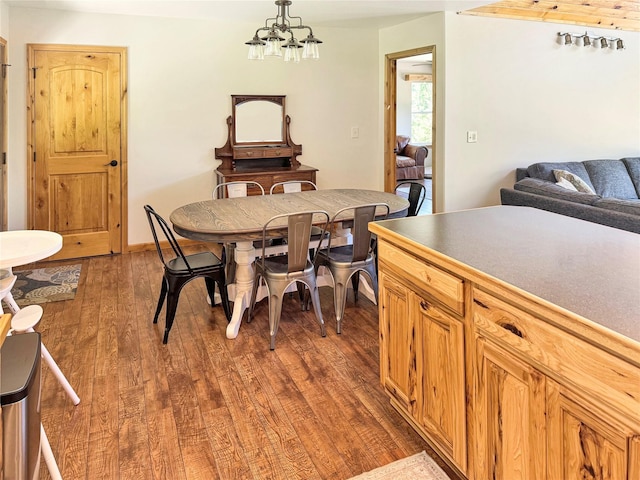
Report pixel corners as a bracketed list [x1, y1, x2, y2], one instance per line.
[26, 246, 461, 479]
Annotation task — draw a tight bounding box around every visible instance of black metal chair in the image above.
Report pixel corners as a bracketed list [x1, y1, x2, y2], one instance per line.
[144, 205, 231, 344]
[247, 210, 330, 350]
[313, 203, 390, 334]
[395, 181, 426, 217]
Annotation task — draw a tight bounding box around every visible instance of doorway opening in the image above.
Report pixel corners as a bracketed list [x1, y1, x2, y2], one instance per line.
[384, 46, 435, 214]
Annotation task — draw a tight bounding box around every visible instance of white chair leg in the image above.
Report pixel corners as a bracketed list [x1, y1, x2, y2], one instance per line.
[12, 306, 81, 405]
[39, 340, 81, 405]
[41, 424, 63, 480]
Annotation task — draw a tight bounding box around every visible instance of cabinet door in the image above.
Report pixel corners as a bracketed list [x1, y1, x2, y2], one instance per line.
[415, 294, 467, 473]
[475, 337, 547, 480]
[379, 271, 418, 415]
[547, 380, 640, 480]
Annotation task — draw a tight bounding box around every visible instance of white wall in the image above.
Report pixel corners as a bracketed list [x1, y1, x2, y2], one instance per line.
[381, 12, 640, 212]
[7, 6, 379, 244]
[380, 14, 446, 208]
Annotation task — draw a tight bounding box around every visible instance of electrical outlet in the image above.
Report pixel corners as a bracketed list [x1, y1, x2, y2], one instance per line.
[351, 127, 359, 139]
[467, 131, 478, 143]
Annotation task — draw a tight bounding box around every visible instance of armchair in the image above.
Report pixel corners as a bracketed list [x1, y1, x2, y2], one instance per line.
[395, 135, 428, 180]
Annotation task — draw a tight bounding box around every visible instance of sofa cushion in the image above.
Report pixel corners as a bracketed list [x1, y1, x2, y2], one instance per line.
[593, 198, 640, 216]
[553, 169, 595, 194]
[621, 157, 640, 198]
[396, 155, 416, 168]
[514, 177, 600, 206]
[583, 159, 639, 200]
[527, 161, 596, 192]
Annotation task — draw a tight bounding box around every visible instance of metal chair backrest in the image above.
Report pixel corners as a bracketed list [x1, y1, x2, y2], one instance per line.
[213, 181, 265, 199]
[269, 180, 317, 194]
[395, 181, 426, 217]
[144, 205, 193, 274]
[259, 210, 330, 273]
[327, 203, 390, 262]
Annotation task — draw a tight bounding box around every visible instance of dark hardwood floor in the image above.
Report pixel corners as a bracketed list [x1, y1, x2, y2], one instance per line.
[28, 246, 461, 479]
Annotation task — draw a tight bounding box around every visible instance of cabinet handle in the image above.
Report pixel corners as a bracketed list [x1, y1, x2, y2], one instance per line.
[420, 300, 430, 310]
[246, 151, 253, 156]
[499, 322, 524, 338]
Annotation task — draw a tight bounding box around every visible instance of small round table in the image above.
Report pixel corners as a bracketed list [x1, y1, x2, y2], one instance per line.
[0, 230, 63, 271]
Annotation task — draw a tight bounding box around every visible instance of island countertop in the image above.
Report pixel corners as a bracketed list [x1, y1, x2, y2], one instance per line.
[370, 205, 640, 344]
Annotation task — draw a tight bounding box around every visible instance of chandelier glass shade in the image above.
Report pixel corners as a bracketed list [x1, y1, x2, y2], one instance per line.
[245, 0, 322, 62]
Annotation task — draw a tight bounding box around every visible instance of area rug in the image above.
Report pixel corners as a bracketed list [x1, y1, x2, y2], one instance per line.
[348, 451, 450, 480]
[9, 264, 81, 308]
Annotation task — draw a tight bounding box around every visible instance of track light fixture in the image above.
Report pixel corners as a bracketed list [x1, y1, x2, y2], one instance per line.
[246, 0, 322, 62]
[557, 31, 625, 51]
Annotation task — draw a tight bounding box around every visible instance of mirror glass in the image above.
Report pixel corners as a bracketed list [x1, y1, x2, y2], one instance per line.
[235, 100, 284, 144]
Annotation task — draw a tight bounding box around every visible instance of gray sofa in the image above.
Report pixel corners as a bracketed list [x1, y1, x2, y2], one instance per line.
[500, 158, 640, 234]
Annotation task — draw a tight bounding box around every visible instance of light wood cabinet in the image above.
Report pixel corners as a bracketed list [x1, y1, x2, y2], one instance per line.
[473, 335, 546, 480]
[547, 380, 640, 480]
[378, 242, 467, 474]
[371, 209, 640, 480]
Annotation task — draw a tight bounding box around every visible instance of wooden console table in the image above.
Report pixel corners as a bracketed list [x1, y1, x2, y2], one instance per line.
[214, 94, 317, 195]
[370, 206, 640, 480]
[214, 164, 317, 197]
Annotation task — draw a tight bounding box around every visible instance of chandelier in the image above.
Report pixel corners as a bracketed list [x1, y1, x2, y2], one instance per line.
[245, 0, 322, 63]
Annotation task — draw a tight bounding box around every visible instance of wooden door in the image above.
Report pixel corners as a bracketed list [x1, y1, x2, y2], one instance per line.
[474, 338, 547, 480]
[28, 45, 127, 260]
[0, 39, 6, 231]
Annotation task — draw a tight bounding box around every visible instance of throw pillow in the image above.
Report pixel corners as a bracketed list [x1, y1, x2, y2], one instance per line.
[556, 177, 578, 191]
[552, 169, 595, 194]
[396, 135, 410, 153]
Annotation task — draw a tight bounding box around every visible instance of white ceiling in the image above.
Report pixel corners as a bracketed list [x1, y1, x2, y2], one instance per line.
[6, 0, 495, 28]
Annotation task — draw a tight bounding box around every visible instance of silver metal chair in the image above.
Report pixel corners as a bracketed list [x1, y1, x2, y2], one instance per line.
[314, 203, 390, 334]
[269, 180, 317, 194]
[395, 181, 426, 217]
[247, 210, 330, 350]
[213, 180, 265, 198]
[213, 181, 266, 284]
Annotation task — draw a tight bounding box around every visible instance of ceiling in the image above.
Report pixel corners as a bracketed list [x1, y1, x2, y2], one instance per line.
[6, 0, 639, 31]
[5, 0, 494, 28]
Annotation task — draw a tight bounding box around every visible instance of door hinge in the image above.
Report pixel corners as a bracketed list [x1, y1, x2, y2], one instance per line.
[33, 152, 36, 162]
[32, 67, 37, 79]
[2, 152, 6, 165]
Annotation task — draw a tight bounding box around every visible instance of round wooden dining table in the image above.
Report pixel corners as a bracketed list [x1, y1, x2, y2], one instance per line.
[170, 189, 409, 339]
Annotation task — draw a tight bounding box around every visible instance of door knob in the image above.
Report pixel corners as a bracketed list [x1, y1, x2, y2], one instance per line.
[105, 160, 118, 167]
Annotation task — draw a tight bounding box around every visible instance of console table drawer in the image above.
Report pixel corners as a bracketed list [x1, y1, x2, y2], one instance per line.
[472, 287, 640, 419]
[378, 241, 464, 315]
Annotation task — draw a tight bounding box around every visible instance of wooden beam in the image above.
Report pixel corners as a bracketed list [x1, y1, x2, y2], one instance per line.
[462, 0, 640, 32]
[404, 74, 433, 82]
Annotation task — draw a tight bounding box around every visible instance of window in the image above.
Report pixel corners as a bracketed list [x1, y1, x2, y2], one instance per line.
[410, 82, 432, 145]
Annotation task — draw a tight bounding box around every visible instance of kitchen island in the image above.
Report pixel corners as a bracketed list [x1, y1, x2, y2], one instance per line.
[370, 206, 640, 480]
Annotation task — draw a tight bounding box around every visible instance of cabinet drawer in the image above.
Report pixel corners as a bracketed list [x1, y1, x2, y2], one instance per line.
[473, 288, 640, 421]
[262, 147, 292, 158]
[233, 149, 259, 159]
[378, 241, 464, 315]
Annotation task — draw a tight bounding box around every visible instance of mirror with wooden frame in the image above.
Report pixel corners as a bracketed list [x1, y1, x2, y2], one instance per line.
[215, 94, 302, 171]
[233, 95, 285, 144]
